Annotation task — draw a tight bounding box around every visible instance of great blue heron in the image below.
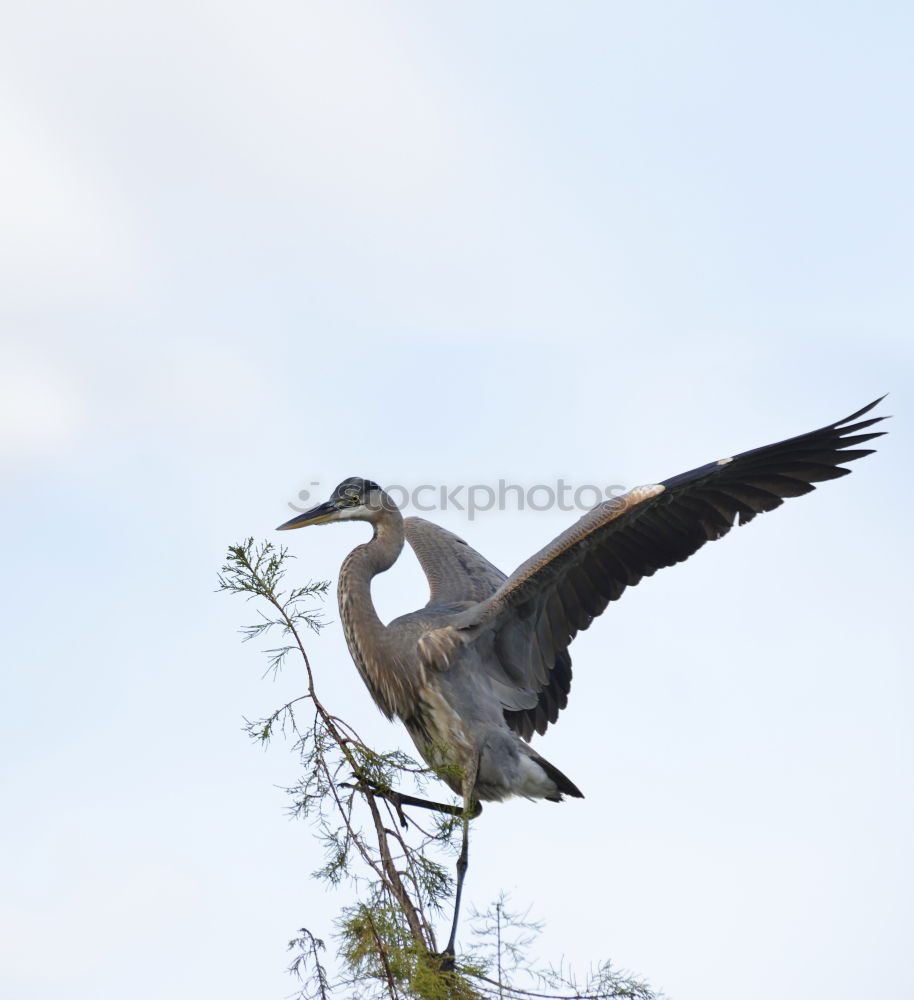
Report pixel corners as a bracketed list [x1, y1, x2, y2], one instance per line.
[277, 397, 886, 961]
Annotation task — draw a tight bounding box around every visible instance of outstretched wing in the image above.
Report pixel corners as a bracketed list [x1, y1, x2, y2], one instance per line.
[452, 397, 887, 741]
[404, 517, 507, 607]
[406, 515, 576, 737]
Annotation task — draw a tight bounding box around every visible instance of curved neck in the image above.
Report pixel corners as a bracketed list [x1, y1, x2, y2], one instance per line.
[338, 506, 414, 719]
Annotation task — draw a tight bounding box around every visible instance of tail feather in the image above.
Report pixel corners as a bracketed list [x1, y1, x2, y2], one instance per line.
[531, 749, 584, 801]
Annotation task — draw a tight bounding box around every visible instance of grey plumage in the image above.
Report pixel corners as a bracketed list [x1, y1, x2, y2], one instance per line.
[277, 397, 887, 810]
[277, 398, 886, 962]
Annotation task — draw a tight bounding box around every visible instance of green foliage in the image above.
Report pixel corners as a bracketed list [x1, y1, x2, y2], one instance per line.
[220, 538, 664, 1000]
[218, 539, 330, 677]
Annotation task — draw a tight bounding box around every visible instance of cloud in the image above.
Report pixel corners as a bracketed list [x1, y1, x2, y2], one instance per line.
[0, 97, 139, 307]
[0, 345, 88, 460]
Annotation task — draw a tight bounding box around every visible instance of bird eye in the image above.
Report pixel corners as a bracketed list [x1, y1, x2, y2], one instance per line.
[348, 494, 360, 504]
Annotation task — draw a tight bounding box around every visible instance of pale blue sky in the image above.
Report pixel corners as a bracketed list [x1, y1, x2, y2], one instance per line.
[2, 3, 912, 998]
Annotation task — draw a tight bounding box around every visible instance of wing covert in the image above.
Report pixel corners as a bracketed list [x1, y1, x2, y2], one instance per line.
[405, 516, 579, 737]
[457, 397, 888, 741]
[404, 517, 506, 607]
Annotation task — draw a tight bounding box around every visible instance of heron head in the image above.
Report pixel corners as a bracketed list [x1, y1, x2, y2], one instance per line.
[276, 477, 388, 530]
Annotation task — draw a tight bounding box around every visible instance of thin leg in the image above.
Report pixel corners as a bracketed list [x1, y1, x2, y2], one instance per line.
[438, 761, 478, 972]
[343, 767, 479, 972]
[340, 773, 482, 828]
[438, 810, 470, 971]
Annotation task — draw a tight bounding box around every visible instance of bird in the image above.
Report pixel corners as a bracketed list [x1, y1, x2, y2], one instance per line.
[276, 396, 886, 959]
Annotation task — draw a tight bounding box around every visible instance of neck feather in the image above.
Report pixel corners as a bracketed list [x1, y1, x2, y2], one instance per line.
[337, 508, 417, 719]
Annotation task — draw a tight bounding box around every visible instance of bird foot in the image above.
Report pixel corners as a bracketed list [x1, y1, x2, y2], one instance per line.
[338, 774, 411, 828]
[432, 949, 456, 974]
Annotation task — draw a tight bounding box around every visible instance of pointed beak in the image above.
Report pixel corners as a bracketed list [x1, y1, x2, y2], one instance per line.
[276, 499, 338, 530]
